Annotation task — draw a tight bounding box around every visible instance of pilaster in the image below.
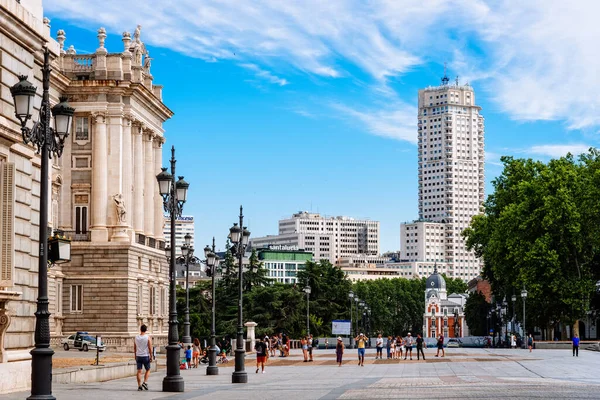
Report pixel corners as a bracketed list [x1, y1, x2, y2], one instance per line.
[133, 123, 144, 234]
[143, 131, 155, 238]
[153, 137, 164, 242]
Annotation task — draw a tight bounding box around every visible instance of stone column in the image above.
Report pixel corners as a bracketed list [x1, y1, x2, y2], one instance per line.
[153, 138, 164, 242]
[122, 116, 133, 229]
[143, 132, 155, 238]
[133, 124, 144, 233]
[91, 113, 108, 241]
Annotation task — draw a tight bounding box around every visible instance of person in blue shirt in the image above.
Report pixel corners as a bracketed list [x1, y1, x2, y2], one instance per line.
[185, 345, 193, 368]
[573, 334, 580, 357]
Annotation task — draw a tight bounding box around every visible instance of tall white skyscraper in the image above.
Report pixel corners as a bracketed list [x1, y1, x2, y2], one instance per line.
[398, 73, 484, 281]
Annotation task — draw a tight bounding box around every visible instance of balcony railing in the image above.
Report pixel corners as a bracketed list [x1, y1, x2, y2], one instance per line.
[63, 231, 91, 242]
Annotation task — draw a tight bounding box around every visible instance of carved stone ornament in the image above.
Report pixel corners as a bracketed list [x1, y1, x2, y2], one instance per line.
[112, 193, 127, 224]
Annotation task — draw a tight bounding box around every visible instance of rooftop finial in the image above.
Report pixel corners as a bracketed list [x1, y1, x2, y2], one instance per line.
[455, 76, 459, 86]
[433, 262, 438, 274]
[441, 62, 449, 85]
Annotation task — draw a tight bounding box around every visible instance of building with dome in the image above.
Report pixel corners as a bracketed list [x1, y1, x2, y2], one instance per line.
[423, 266, 468, 338]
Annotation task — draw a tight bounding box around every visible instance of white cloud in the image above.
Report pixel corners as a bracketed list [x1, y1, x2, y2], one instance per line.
[527, 144, 593, 158]
[44, 0, 600, 137]
[239, 63, 288, 86]
[331, 102, 417, 143]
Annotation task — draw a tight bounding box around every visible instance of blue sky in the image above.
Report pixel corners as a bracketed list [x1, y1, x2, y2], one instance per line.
[45, 0, 600, 253]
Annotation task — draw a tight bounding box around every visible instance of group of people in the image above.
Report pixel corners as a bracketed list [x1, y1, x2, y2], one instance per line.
[181, 338, 230, 369]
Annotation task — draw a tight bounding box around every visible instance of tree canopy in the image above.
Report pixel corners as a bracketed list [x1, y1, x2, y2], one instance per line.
[463, 151, 600, 339]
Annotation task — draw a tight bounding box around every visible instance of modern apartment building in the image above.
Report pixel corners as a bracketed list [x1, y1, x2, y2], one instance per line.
[399, 73, 485, 281]
[250, 211, 380, 264]
[164, 215, 195, 256]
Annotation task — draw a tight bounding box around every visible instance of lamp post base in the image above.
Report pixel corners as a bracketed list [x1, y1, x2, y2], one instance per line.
[206, 365, 219, 375]
[162, 375, 184, 392]
[28, 347, 55, 400]
[232, 371, 248, 384]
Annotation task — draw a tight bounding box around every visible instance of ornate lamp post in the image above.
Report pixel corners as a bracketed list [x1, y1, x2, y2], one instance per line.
[348, 291, 354, 348]
[304, 285, 311, 336]
[11, 47, 75, 400]
[229, 206, 250, 384]
[354, 297, 360, 336]
[511, 294, 517, 339]
[204, 238, 219, 375]
[180, 233, 195, 345]
[495, 303, 501, 347]
[358, 300, 365, 333]
[502, 297, 508, 347]
[521, 287, 528, 348]
[156, 146, 189, 392]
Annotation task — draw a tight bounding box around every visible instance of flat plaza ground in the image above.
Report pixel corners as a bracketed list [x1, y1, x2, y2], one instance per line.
[3, 347, 600, 399]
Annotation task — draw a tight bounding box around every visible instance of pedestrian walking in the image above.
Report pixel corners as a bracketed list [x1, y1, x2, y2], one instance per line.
[355, 333, 368, 366]
[416, 334, 426, 360]
[336, 337, 345, 366]
[376, 334, 383, 359]
[134, 324, 153, 391]
[325, 338, 329, 350]
[527, 334, 534, 353]
[435, 334, 445, 357]
[255, 336, 268, 373]
[185, 345, 192, 369]
[404, 333, 414, 360]
[573, 334, 580, 357]
[192, 338, 200, 368]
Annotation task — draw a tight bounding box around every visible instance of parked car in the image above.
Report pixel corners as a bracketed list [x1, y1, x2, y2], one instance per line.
[447, 338, 461, 348]
[61, 332, 106, 352]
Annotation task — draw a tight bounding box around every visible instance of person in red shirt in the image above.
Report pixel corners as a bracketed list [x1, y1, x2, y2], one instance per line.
[435, 334, 445, 357]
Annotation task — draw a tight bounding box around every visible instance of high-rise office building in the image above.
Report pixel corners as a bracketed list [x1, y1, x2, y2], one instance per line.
[397, 73, 484, 281]
[250, 211, 380, 263]
[164, 215, 195, 256]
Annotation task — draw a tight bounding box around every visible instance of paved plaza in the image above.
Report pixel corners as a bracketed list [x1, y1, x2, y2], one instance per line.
[3, 347, 600, 399]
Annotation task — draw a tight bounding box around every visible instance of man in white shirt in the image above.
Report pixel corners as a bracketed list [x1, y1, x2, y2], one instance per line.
[375, 334, 383, 359]
[134, 324, 153, 391]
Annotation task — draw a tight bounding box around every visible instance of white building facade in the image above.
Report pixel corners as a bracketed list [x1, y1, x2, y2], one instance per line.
[399, 74, 485, 282]
[250, 211, 380, 264]
[164, 215, 195, 256]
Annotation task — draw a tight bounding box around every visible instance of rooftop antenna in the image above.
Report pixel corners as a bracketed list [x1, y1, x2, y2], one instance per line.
[441, 62, 449, 85]
[455, 76, 459, 86]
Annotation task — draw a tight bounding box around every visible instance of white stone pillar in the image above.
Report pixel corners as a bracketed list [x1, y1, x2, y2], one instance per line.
[144, 132, 155, 238]
[153, 139, 164, 242]
[245, 321, 257, 352]
[133, 124, 144, 233]
[91, 113, 108, 241]
[122, 116, 133, 229]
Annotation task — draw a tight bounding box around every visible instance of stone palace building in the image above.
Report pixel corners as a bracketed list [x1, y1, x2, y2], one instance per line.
[0, 0, 172, 393]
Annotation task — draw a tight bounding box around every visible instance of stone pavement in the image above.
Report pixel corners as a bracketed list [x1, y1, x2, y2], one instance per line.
[3, 347, 600, 399]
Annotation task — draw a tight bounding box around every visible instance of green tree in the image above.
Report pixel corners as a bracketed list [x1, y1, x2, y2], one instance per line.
[244, 249, 271, 291]
[463, 152, 600, 339]
[464, 290, 490, 336]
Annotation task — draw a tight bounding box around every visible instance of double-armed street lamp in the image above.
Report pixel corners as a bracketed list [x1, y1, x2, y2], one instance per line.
[10, 46, 75, 400]
[203, 238, 220, 375]
[228, 206, 251, 384]
[156, 146, 189, 392]
[180, 233, 197, 345]
[304, 285, 311, 336]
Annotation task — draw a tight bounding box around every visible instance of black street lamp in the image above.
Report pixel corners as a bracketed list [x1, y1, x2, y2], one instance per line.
[181, 233, 195, 345]
[511, 294, 517, 339]
[304, 285, 311, 335]
[354, 297, 360, 336]
[204, 237, 219, 375]
[11, 46, 75, 400]
[521, 287, 528, 348]
[502, 296, 508, 347]
[157, 146, 189, 392]
[348, 291, 354, 348]
[229, 206, 250, 384]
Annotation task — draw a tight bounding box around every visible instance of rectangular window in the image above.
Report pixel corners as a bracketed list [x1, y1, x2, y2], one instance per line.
[70, 284, 83, 312]
[137, 284, 143, 315]
[149, 286, 156, 315]
[0, 161, 15, 288]
[56, 281, 63, 314]
[75, 206, 88, 234]
[75, 117, 89, 141]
